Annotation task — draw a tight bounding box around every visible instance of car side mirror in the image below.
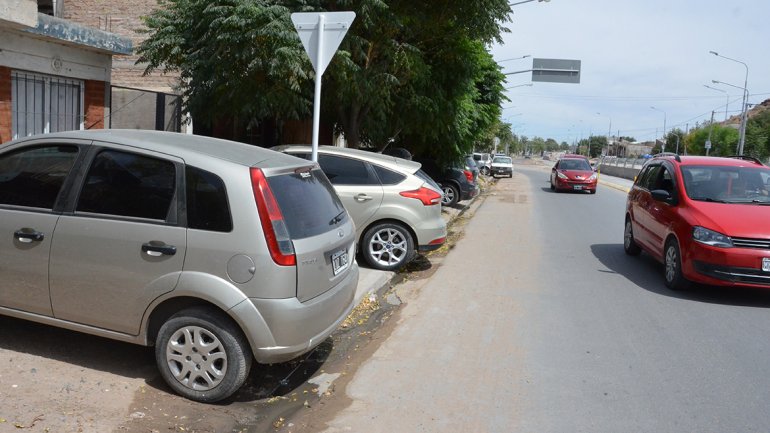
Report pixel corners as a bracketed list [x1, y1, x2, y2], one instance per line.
[651, 189, 672, 202]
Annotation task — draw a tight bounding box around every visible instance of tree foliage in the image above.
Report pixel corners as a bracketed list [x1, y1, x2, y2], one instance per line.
[137, 0, 512, 161]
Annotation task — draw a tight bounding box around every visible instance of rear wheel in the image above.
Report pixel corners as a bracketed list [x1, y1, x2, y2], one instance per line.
[155, 307, 252, 403]
[362, 222, 415, 271]
[623, 217, 641, 256]
[440, 183, 460, 207]
[664, 238, 689, 291]
[480, 166, 490, 176]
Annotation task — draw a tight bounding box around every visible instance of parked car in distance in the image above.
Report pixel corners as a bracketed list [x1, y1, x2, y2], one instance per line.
[0, 130, 360, 403]
[472, 152, 493, 176]
[550, 154, 598, 194]
[490, 155, 514, 178]
[272, 145, 447, 272]
[625, 154, 770, 291]
[416, 157, 480, 207]
[465, 155, 480, 182]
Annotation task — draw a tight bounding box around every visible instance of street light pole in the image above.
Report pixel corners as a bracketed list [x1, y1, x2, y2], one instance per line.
[712, 79, 748, 154]
[703, 84, 729, 121]
[505, 83, 533, 90]
[509, 0, 550, 6]
[709, 51, 749, 155]
[498, 54, 531, 63]
[597, 112, 611, 155]
[650, 106, 667, 152]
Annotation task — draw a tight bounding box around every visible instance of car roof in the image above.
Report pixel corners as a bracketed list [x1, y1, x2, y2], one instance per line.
[560, 154, 589, 160]
[651, 154, 766, 168]
[9, 129, 300, 168]
[272, 145, 423, 173]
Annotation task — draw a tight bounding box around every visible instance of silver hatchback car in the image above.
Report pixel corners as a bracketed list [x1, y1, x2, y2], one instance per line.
[273, 146, 447, 271]
[0, 130, 358, 402]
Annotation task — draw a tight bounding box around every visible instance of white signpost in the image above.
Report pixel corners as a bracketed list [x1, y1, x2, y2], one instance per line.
[291, 11, 356, 162]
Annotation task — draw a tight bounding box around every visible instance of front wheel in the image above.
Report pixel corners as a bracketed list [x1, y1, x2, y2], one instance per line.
[361, 222, 415, 271]
[480, 166, 490, 176]
[623, 218, 641, 256]
[664, 239, 689, 291]
[155, 308, 252, 403]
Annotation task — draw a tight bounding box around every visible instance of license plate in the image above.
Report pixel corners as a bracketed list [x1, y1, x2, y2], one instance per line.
[332, 249, 349, 275]
[763, 258, 770, 272]
[573, 185, 583, 190]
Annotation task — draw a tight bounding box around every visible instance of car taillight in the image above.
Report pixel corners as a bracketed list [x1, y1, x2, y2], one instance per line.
[463, 170, 473, 182]
[250, 167, 296, 266]
[400, 187, 442, 206]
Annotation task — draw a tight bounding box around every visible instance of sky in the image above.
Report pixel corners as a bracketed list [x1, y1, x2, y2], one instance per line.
[490, 0, 770, 146]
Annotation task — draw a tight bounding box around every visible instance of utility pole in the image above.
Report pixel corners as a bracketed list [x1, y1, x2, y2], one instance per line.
[706, 111, 714, 156]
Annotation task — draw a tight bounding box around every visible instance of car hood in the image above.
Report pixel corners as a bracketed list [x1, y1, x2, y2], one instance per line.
[688, 200, 770, 238]
[559, 170, 594, 180]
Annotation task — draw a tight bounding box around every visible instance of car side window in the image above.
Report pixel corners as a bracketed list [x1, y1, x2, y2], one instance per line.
[186, 166, 232, 232]
[637, 165, 660, 190]
[0, 145, 79, 209]
[372, 164, 406, 185]
[77, 149, 176, 220]
[317, 154, 377, 185]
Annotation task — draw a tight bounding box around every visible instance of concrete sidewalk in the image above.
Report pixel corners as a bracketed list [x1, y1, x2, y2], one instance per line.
[597, 171, 635, 193]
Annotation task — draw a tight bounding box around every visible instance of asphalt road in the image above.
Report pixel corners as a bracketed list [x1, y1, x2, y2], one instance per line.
[318, 164, 770, 433]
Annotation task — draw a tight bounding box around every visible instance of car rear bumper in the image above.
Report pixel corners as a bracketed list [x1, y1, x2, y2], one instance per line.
[244, 263, 359, 363]
[460, 184, 480, 201]
[492, 167, 513, 175]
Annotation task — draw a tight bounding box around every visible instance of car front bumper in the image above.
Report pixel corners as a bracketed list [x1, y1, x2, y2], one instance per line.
[554, 177, 597, 192]
[684, 243, 770, 288]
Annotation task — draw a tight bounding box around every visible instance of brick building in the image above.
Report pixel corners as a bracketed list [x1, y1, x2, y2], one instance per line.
[0, 0, 131, 144]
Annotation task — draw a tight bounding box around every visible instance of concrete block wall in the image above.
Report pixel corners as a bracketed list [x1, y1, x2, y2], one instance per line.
[62, 0, 179, 92]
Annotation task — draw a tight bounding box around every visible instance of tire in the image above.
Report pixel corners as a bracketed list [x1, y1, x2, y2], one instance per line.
[361, 222, 415, 271]
[550, 179, 555, 191]
[155, 307, 252, 403]
[480, 166, 490, 176]
[664, 238, 690, 291]
[440, 183, 460, 207]
[623, 217, 641, 256]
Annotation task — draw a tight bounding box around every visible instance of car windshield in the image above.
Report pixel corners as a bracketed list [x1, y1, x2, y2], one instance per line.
[559, 159, 592, 171]
[493, 157, 512, 164]
[682, 165, 770, 204]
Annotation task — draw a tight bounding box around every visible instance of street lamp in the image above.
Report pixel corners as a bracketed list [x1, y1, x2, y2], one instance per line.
[505, 83, 533, 90]
[712, 79, 748, 154]
[670, 131, 682, 154]
[703, 84, 729, 121]
[509, 0, 550, 6]
[650, 106, 667, 152]
[498, 54, 531, 63]
[709, 50, 749, 155]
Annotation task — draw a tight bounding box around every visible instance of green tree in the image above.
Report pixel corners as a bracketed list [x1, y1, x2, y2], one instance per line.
[138, 0, 512, 159]
[685, 124, 739, 156]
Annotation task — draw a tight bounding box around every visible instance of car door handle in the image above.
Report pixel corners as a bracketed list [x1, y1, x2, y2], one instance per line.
[142, 242, 177, 257]
[14, 229, 45, 243]
[354, 194, 373, 202]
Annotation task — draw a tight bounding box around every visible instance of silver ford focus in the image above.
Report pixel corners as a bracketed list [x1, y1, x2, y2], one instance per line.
[0, 130, 358, 402]
[273, 145, 447, 271]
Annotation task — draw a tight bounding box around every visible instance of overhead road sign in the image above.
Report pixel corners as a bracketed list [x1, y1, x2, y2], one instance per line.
[532, 58, 581, 84]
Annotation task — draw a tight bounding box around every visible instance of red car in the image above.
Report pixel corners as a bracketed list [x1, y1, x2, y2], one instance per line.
[624, 154, 770, 290]
[550, 154, 598, 193]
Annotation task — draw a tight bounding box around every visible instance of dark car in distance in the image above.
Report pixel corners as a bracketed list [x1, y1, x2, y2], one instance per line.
[416, 158, 480, 207]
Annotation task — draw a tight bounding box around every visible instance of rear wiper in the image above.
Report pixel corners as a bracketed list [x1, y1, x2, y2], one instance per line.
[329, 210, 346, 225]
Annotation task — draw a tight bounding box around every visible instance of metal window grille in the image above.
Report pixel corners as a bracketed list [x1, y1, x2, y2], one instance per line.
[11, 71, 84, 140]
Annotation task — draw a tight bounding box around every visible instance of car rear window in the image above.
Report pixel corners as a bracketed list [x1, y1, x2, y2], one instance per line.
[267, 169, 347, 239]
[372, 164, 406, 185]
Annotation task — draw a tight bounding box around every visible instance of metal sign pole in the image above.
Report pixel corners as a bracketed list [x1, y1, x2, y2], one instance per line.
[311, 14, 325, 163]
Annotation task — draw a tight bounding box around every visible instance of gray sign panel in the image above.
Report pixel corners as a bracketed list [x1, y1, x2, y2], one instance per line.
[532, 58, 581, 84]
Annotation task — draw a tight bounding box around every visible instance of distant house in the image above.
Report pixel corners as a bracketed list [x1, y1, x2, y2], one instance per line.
[0, 0, 132, 143]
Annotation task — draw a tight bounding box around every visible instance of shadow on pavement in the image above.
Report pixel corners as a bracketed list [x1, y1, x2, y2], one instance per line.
[591, 243, 770, 308]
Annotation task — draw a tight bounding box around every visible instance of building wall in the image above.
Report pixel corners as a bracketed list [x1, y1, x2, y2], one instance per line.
[62, 0, 179, 92]
[84, 79, 106, 130]
[0, 66, 11, 143]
